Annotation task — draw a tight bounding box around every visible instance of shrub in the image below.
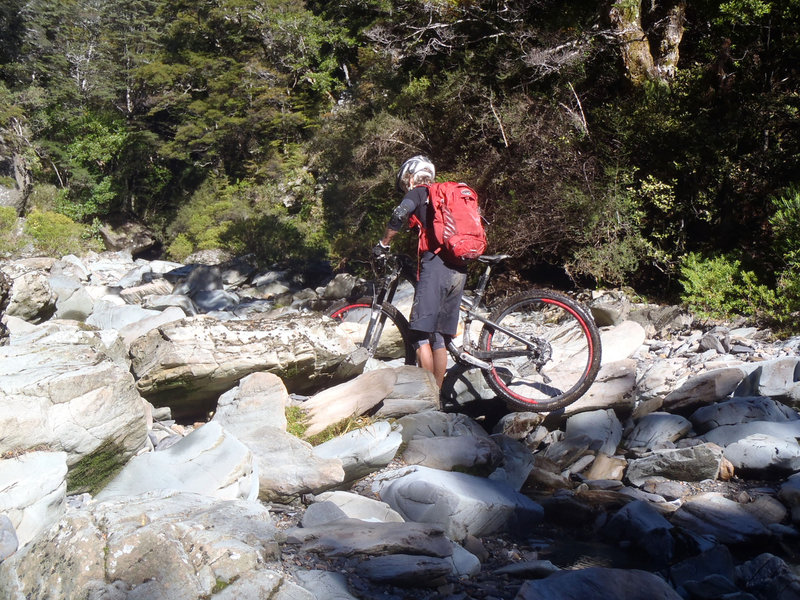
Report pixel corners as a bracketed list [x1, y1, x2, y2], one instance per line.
[767, 186, 800, 327]
[0, 205, 22, 254]
[23, 209, 86, 256]
[679, 252, 781, 321]
[166, 233, 194, 263]
[769, 185, 800, 261]
[27, 184, 68, 212]
[166, 171, 329, 265]
[165, 176, 245, 261]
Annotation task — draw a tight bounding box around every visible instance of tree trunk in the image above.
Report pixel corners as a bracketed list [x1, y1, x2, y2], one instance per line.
[608, 1, 686, 86]
[656, 1, 687, 78]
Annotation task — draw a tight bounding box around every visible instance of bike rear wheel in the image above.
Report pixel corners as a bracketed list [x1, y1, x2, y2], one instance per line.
[326, 298, 416, 365]
[479, 289, 601, 412]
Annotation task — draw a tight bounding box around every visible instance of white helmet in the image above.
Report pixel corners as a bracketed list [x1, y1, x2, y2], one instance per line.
[396, 155, 435, 193]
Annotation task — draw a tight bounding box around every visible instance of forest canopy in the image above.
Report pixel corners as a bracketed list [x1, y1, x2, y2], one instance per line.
[1, 0, 799, 328]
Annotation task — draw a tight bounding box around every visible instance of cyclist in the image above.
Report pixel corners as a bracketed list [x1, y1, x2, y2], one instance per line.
[373, 155, 468, 388]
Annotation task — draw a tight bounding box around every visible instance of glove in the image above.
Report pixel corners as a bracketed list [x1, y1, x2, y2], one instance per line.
[372, 241, 390, 260]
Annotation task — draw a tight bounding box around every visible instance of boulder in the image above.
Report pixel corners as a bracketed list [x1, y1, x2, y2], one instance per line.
[209, 372, 345, 501]
[602, 500, 675, 566]
[670, 493, 772, 544]
[735, 553, 800, 600]
[734, 357, 800, 398]
[373, 465, 544, 541]
[313, 421, 403, 482]
[515, 567, 683, 599]
[702, 420, 800, 447]
[248, 428, 345, 502]
[599, 320, 646, 364]
[778, 473, 800, 523]
[626, 443, 725, 486]
[95, 421, 258, 502]
[723, 434, 800, 475]
[302, 369, 397, 437]
[285, 518, 454, 558]
[0, 451, 67, 549]
[552, 359, 637, 418]
[690, 396, 799, 434]
[0, 490, 280, 600]
[129, 313, 359, 417]
[662, 367, 747, 412]
[624, 412, 692, 451]
[306, 491, 404, 525]
[565, 409, 623, 455]
[0, 324, 148, 481]
[0, 514, 17, 561]
[3, 270, 56, 323]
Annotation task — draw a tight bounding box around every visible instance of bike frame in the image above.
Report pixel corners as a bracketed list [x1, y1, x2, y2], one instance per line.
[362, 254, 415, 356]
[367, 254, 545, 370]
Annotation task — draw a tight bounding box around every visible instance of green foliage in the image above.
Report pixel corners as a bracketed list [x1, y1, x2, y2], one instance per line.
[679, 252, 782, 322]
[66, 438, 128, 495]
[166, 176, 243, 258]
[167, 233, 194, 263]
[22, 209, 99, 256]
[2, 0, 800, 331]
[769, 185, 800, 261]
[718, 0, 773, 24]
[26, 184, 67, 212]
[0, 205, 22, 254]
[559, 169, 670, 285]
[766, 186, 800, 326]
[305, 415, 377, 446]
[285, 405, 308, 439]
[166, 169, 328, 265]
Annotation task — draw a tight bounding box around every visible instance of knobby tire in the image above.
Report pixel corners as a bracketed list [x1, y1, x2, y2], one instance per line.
[326, 298, 416, 366]
[478, 289, 602, 412]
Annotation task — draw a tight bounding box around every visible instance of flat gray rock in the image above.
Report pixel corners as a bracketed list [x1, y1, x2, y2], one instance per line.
[670, 493, 772, 544]
[285, 518, 453, 558]
[702, 420, 800, 447]
[358, 554, 452, 586]
[662, 367, 747, 412]
[515, 566, 683, 599]
[626, 443, 724, 487]
[690, 396, 799, 434]
[624, 412, 692, 450]
[95, 421, 258, 502]
[372, 465, 544, 540]
[293, 570, 359, 600]
[723, 434, 800, 474]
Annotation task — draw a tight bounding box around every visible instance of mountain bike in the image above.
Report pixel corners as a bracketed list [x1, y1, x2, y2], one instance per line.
[325, 253, 602, 412]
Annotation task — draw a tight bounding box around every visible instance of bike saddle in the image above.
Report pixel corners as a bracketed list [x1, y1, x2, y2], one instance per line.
[477, 254, 510, 264]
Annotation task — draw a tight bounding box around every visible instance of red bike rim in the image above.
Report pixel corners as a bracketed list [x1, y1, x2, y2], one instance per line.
[486, 297, 597, 406]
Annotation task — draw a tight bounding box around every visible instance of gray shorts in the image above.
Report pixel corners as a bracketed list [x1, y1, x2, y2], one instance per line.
[409, 252, 467, 337]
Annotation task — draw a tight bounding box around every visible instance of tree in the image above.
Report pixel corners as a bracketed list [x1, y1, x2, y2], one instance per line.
[607, 0, 687, 86]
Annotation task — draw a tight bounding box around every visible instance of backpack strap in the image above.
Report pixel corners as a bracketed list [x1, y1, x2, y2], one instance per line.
[407, 187, 442, 255]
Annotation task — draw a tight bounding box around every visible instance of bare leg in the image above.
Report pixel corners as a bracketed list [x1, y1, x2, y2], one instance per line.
[416, 343, 449, 388]
[432, 346, 448, 388]
[416, 343, 434, 375]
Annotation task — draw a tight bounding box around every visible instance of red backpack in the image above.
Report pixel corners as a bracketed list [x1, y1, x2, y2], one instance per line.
[410, 182, 488, 264]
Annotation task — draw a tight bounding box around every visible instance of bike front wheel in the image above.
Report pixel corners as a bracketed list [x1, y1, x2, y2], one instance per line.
[479, 289, 601, 412]
[326, 298, 416, 365]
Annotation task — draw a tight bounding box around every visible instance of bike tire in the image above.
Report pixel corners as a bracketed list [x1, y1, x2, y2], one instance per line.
[479, 289, 602, 412]
[326, 298, 416, 366]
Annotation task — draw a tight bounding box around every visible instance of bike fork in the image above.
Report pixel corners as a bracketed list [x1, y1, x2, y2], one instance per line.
[362, 274, 398, 353]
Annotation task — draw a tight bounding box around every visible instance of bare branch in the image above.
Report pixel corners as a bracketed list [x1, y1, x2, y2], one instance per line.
[488, 94, 509, 148]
